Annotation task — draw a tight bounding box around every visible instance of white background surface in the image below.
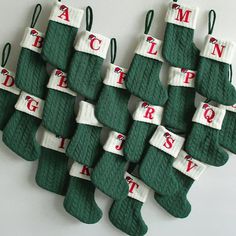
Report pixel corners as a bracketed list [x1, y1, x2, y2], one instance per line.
[0, 0, 236, 236]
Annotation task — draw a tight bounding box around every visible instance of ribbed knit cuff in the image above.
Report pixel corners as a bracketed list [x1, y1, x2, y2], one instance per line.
[219, 104, 236, 113]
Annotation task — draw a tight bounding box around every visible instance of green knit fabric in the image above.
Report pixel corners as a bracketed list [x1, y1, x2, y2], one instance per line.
[66, 124, 103, 167]
[109, 197, 148, 236]
[125, 55, 168, 105]
[42, 21, 78, 71]
[3, 48, 48, 161]
[163, 23, 200, 70]
[3, 110, 41, 161]
[185, 123, 229, 166]
[35, 147, 70, 195]
[91, 152, 129, 200]
[15, 48, 48, 98]
[163, 86, 196, 133]
[64, 177, 103, 224]
[0, 90, 18, 130]
[68, 51, 103, 101]
[195, 57, 236, 105]
[95, 86, 131, 134]
[139, 146, 179, 195]
[154, 168, 194, 218]
[42, 89, 76, 137]
[220, 110, 236, 154]
[124, 121, 156, 163]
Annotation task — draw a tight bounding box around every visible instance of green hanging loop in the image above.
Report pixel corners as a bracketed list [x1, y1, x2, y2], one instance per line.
[204, 98, 211, 104]
[173, 0, 178, 2]
[229, 65, 233, 83]
[1, 43, 11, 68]
[208, 10, 216, 34]
[110, 38, 117, 64]
[30, 4, 42, 28]
[86, 6, 93, 31]
[58, 0, 61, 2]
[144, 10, 154, 34]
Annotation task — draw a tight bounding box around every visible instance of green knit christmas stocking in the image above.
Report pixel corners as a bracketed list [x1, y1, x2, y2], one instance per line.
[195, 10, 236, 105]
[3, 4, 48, 161]
[109, 171, 150, 236]
[124, 101, 164, 163]
[163, 67, 196, 133]
[163, 1, 200, 70]
[41, 1, 84, 71]
[68, 7, 110, 101]
[185, 102, 228, 166]
[64, 162, 103, 224]
[0, 43, 20, 130]
[139, 125, 185, 195]
[91, 131, 129, 200]
[95, 39, 131, 134]
[42, 69, 76, 137]
[219, 104, 236, 154]
[155, 150, 206, 218]
[66, 101, 103, 167]
[125, 10, 168, 105]
[35, 128, 70, 195]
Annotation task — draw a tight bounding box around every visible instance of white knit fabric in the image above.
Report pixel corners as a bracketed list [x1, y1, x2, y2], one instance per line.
[219, 104, 236, 113]
[70, 162, 92, 181]
[169, 66, 196, 88]
[149, 126, 185, 158]
[47, 69, 77, 96]
[103, 64, 128, 89]
[74, 31, 110, 59]
[132, 101, 164, 125]
[0, 67, 20, 95]
[165, 2, 199, 29]
[40, 128, 70, 153]
[135, 34, 164, 62]
[200, 35, 236, 64]
[20, 27, 44, 53]
[76, 101, 103, 127]
[49, 2, 84, 28]
[103, 131, 126, 156]
[15, 91, 44, 119]
[192, 102, 226, 130]
[173, 150, 207, 180]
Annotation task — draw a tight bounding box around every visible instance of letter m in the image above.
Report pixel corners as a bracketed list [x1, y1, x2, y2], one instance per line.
[175, 9, 192, 23]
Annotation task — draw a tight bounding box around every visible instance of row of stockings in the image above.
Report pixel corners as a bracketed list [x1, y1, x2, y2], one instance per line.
[0, 1, 235, 236]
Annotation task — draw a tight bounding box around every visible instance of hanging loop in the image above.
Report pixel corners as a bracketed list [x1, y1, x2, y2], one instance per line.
[173, 0, 178, 2]
[229, 65, 233, 83]
[144, 10, 154, 34]
[58, 0, 61, 2]
[204, 98, 211, 104]
[1, 43, 11, 67]
[110, 38, 117, 64]
[208, 10, 216, 34]
[30, 4, 42, 28]
[86, 6, 93, 31]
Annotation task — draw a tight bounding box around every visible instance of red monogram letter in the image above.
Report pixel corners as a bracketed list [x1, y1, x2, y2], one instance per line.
[126, 176, 139, 193]
[27, 98, 39, 112]
[116, 72, 126, 85]
[90, 38, 102, 51]
[185, 155, 198, 172]
[32, 36, 44, 49]
[147, 42, 158, 55]
[175, 9, 192, 23]
[144, 107, 155, 120]
[203, 104, 215, 123]
[58, 7, 70, 22]
[184, 71, 195, 84]
[116, 134, 125, 151]
[2, 75, 15, 87]
[58, 138, 66, 149]
[211, 44, 226, 58]
[57, 76, 68, 88]
[80, 165, 91, 176]
[163, 133, 175, 149]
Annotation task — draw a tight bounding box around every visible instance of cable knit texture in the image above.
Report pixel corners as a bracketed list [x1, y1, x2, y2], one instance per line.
[3, 48, 48, 161]
[163, 86, 196, 133]
[91, 152, 129, 200]
[64, 177, 103, 224]
[68, 51, 103, 101]
[196, 57, 236, 105]
[109, 197, 148, 236]
[154, 168, 194, 218]
[3, 111, 41, 161]
[35, 147, 70, 195]
[95, 86, 131, 134]
[163, 23, 200, 70]
[139, 146, 179, 195]
[124, 121, 156, 163]
[0, 90, 18, 130]
[220, 110, 236, 154]
[125, 55, 168, 105]
[42, 21, 78, 71]
[66, 124, 103, 167]
[185, 123, 229, 166]
[42, 89, 76, 137]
